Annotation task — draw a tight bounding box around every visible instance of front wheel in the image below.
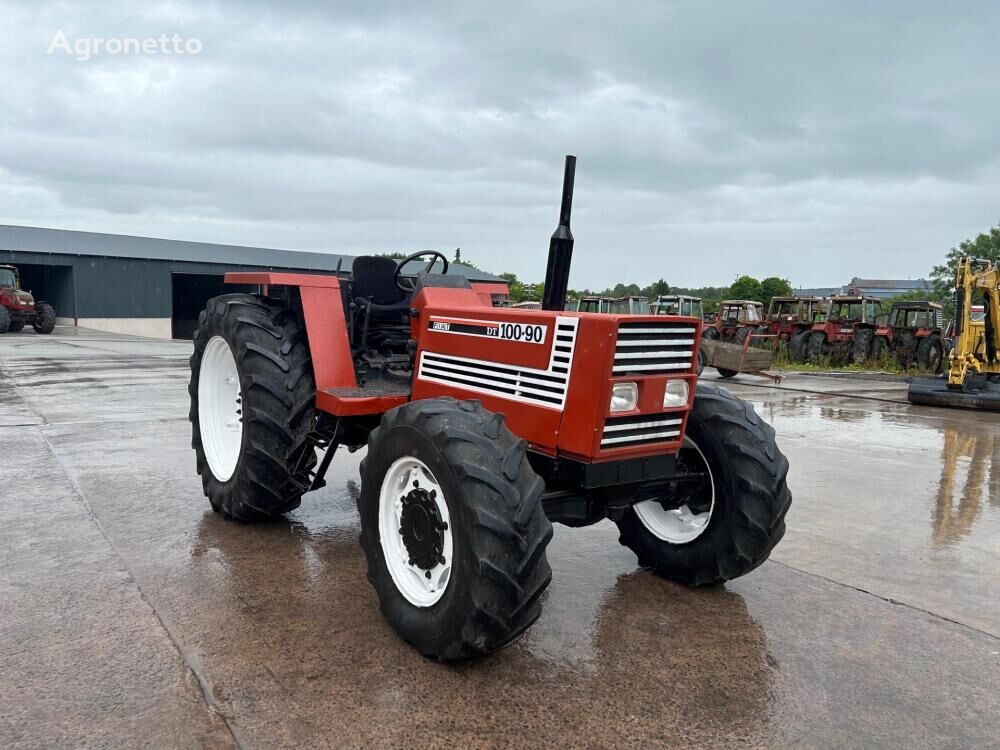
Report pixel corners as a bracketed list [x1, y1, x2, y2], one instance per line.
[788, 330, 809, 362]
[0, 307, 9, 334]
[697, 348, 706, 376]
[851, 328, 873, 364]
[615, 384, 791, 585]
[358, 398, 553, 661]
[807, 331, 826, 363]
[32, 303, 56, 334]
[916, 334, 944, 373]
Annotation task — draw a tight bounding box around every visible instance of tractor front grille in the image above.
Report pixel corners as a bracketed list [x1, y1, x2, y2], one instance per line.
[601, 413, 683, 449]
[613, 322, 696, 375]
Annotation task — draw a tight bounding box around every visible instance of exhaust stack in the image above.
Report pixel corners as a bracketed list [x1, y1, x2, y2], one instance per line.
[542, 155, 576, 311]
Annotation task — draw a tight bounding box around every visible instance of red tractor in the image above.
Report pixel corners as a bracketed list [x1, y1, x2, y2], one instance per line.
[0, 264, 56, 334]
[872, 301, 945, 371]
[188, 157, 791, 661]
[702, 299, 764, 344]
[763, 296, 825, 361]
[805, 295, 882, 365]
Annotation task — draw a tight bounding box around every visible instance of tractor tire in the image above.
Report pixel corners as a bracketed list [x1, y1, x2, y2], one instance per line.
[697, 348, 706, 376]
[916, 334, 944, 373]
[896, 332, 918, 368]
[8, 319, 24, 332]
[872, 335, 886, 362]
[807, 331, 826, 363]
[615, 383, 791, 586]
[189, 293, 317, 522]
[734, 326, 751, 346]
[788, 330, 809, 362]
[0, 307, 9, 334]
[358, 398, 552, 661]
[32, 303, 56, 334]
[702, 327, 720, 340]
[851, 328, 873, 364]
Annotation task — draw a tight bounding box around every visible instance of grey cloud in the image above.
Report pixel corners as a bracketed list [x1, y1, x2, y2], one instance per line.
[1, 0, 999, 288]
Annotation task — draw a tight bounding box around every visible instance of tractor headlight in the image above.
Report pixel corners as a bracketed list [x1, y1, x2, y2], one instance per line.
[663, 380, 689, 408]
[609, 382, 638, 413]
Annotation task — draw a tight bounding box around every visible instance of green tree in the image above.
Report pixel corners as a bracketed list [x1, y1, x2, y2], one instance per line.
[727, 275, 763, 303]
[931, 223, 1000, 294]
[499, 272, 529, 303]
[760, 276, 793, 309]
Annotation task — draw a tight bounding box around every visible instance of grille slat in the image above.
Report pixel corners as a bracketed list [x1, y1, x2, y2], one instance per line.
[612, 322, 695, 376]
[601, 412, 685, 448]
[418, 316, 579, 409]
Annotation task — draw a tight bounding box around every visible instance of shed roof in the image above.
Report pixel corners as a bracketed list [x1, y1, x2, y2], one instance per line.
[0, 224, 501, 282]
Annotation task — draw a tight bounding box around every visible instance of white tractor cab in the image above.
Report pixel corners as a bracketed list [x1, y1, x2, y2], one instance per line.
[652, 294, 704, 318]
[608, 296, 650, 314]
[575, 296, 613, 313]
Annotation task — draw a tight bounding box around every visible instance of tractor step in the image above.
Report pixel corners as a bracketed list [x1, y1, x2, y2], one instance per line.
[907, 376, 1000, 412]
[317, 384, 410, 417]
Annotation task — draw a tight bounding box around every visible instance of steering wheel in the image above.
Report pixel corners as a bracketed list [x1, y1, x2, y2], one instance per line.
[393, 251, 450, 292]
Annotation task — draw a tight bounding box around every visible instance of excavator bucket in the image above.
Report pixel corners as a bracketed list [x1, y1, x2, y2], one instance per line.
[908, 376, 1000, 412]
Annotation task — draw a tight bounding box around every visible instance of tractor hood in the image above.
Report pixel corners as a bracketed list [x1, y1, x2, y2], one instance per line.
[1, 289, 33, 308]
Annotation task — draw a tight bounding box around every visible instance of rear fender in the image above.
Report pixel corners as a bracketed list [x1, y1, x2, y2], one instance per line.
[224, 272, 356, 390]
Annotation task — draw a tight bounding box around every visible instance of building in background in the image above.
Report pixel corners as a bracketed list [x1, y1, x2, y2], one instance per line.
[0, 225, 505, 339]
[845, 277, 933, 299]
[794, 277, 933, 301]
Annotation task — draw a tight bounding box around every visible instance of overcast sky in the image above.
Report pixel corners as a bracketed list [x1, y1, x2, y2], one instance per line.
[2, 1, 998, 289]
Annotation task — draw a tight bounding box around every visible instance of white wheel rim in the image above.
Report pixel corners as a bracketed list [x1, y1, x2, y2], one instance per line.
[378, 456, 453, 607]
[634, 436, 715, 544]
[198, 336, 244, 482]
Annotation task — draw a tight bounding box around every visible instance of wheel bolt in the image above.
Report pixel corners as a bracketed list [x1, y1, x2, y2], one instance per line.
[429, 490, 437, 499]
[439, 522, 448, 531]
[424, 570, 431, 580]
[413, 480, 419, 488]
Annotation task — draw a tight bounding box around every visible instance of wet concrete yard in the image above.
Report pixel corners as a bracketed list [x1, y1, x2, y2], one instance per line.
[1, 329, 998, 748]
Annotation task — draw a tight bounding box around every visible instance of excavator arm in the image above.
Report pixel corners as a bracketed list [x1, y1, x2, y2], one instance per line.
[948, 257, 1000, 386]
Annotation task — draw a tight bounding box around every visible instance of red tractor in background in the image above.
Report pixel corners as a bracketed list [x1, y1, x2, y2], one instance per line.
[0, 264, 56, 334]
[873, 301, 945, 371]
[762, 296, 825, 361]
[187, 157, 791, 661]
[805, 295, 882, 365]
[701, 299, 764, 344]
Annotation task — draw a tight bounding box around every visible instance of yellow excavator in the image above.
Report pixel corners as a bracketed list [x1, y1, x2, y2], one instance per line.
[908, 256, 1000, 411]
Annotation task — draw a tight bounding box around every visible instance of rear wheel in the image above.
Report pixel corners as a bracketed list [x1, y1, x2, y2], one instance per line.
[615, 384, 791, 585]
[359, 398, 552, 661]
[702, 327, 720, 341]
[189, 294, 317, 521]
[851, 328, 873, 364]
[0, 307, 9, 334]
[917, 334, 944, 373]
[32, 303, 55, 334]
[716, 367, 738, 378]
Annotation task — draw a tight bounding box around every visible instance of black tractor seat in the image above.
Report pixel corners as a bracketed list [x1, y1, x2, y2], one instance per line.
[352, 255, 411, 319]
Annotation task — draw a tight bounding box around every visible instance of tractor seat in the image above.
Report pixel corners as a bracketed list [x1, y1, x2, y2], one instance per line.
[352, 255, 410, 318]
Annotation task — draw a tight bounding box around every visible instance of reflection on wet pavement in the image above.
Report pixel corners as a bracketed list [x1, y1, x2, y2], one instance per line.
[2, 333, 999, 748]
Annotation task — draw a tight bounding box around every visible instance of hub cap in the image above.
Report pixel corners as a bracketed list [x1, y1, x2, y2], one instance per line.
[634, 436, 715, 544]
[198, 336, 244, 482]
[378, 457, 453, 607]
